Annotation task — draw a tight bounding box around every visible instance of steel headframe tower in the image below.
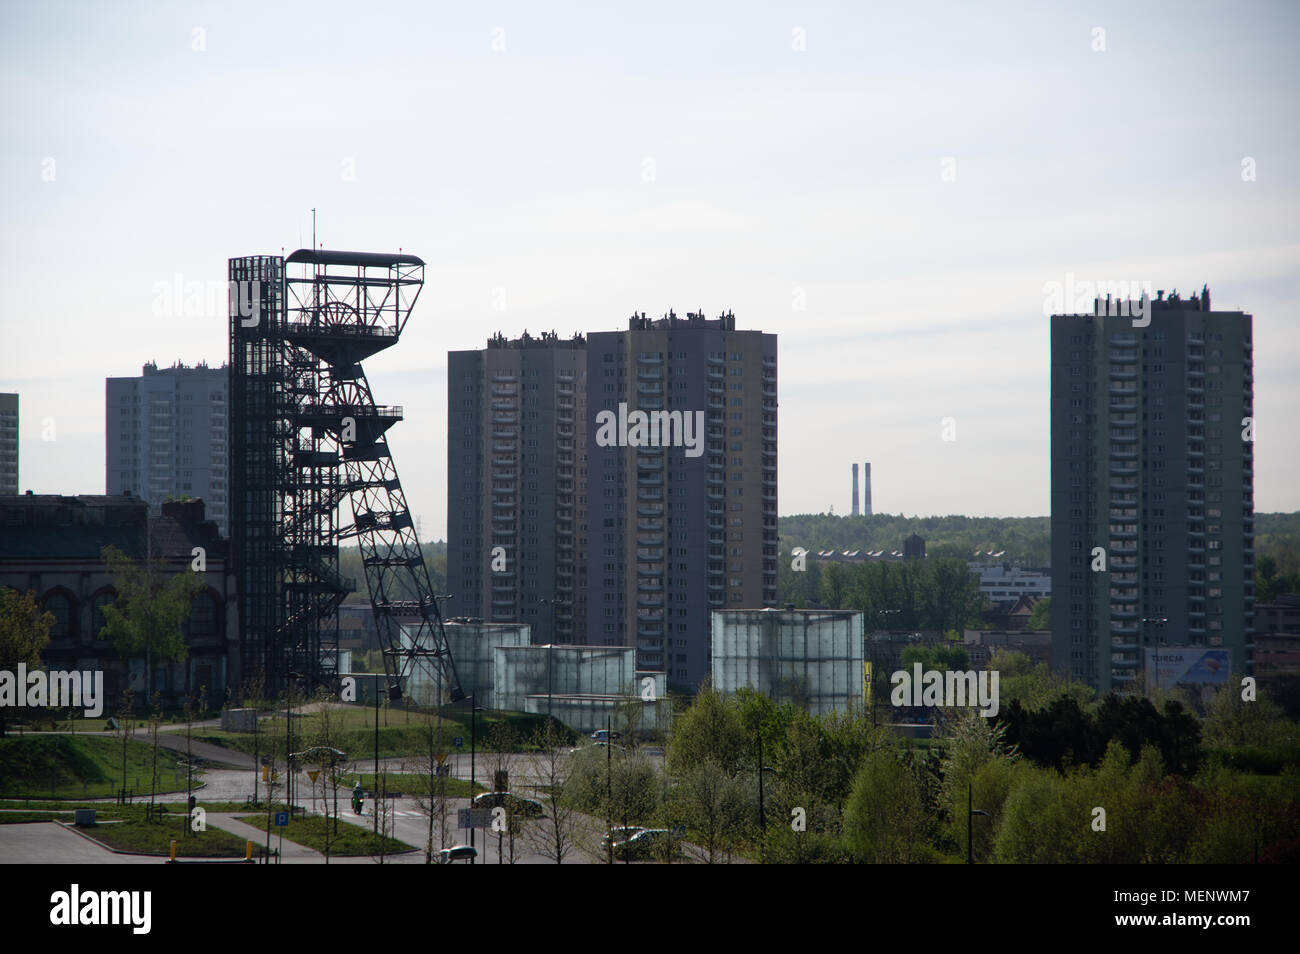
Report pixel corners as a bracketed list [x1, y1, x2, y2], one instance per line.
[229, 248, 463, 703]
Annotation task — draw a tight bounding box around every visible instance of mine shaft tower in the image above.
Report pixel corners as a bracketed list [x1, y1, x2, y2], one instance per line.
[229, 248, 462, 702]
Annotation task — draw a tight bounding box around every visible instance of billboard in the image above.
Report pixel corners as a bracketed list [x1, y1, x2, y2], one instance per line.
[1145, 648, 1230, 689]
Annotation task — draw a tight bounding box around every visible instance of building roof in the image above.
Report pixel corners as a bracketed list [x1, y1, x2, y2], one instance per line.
[0, 494, 226, 562]
[286, 249, 424, 268]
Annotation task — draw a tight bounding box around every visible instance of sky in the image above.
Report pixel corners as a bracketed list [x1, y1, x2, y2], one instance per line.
[2, 0, 1298, 539]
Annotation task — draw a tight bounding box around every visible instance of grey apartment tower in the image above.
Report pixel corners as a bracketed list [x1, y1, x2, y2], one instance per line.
[1049, 288, 1254, 694]
[587, 312, 777, 688]
[0, 393, 16, 495]
[106, 362, 229, 534]
[447, 331, 588, 645]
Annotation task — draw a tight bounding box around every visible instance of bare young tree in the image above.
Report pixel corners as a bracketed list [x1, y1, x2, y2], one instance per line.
[525, 720, 580, 864]
[416, 705, 452, 864]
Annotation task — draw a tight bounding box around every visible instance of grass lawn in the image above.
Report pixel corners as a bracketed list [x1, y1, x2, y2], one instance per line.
[193, 704, 571, 761]
[65, 806, 262, 858]
[0, 810, 70, 824]
[0, 734, 196, 799]
[235, 812, 416, 856]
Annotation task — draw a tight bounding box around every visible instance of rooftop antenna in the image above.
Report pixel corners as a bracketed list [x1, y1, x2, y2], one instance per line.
[312, 207, 317, 250]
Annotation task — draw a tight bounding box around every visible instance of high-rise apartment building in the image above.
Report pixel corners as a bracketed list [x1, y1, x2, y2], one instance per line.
[447, 332, 588, 645]
[0, 393, 17, 495]
[1050, 287, 1254, 694]
[587, 311, 777, 688]
[106, 362, 229, 535]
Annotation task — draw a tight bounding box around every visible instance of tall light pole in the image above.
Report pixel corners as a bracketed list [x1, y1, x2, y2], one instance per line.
[539, 598, 565, 720]
[1141, 617, 1168, 697]
[874, 609, 900, 728]
[967, 781, 988, 864]
[468, 700, 484, 863]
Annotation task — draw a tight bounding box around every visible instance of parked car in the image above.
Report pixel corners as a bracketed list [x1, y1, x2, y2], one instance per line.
[438, 845, 477, 864]
[601, 825, 646, 853]
[472, 791, 545, 817]
[612, 828, 678, 861]
[590, 729, 622, 743]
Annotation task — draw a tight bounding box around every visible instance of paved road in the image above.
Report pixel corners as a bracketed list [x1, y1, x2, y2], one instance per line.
[0, 822, 158, 864]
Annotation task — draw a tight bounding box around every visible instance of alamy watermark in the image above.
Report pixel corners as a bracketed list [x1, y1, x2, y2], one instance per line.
[1042, 272, 1153, 327]
[0, 665, 105, 718]
[890, 664, 999, 717]
[594, 402, 705, 457]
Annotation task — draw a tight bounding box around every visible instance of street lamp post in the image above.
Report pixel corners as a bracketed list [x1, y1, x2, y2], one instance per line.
[539, 598, 565, 720]
[967, 781, 988, 864]
[874, 610, 901, 728]
[1140, 617, 1168, 697]
[469, 701, 484, 863]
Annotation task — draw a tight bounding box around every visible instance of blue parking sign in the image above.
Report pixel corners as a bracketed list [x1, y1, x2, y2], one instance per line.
[275, 811, 289, 827]
[453, 736, 464, 748]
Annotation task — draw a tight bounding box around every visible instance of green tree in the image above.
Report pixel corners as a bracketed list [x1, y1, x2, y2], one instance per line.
[99, 545, 206, 701]
[842, 745, 931, 862]
[0, 589, 53, 736]
[673, 759, 753, 863]
[666, 687, 747, 777]
[1028, 596, 1051, 630]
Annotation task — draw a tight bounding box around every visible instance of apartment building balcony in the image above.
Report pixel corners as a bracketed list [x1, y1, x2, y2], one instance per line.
[1111, 621, 1139, 636]
[638, 490, 664, 504]
[762, 476, 777, 488]
[1109, 448, 1138, 461]
[1108, 368, 1137, 381]
[638, 473, 664, 487]
[1108, 350, 1137, 363]
[637, 505, 665, 519]
[637, 382, 663, 396]
[1110, 637, 1139, 651]
[1109, 462, 1138, 476]
[491, 372, 517, 382]
[1109, 431, 1138, 444]
[637, 353, 663, 365]
[636, 548, 664, 561]
[1110, 607, 1139, 622]
[492, 413, 517, 425]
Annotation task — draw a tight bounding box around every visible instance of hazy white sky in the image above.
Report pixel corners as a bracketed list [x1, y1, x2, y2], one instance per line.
[3, 0, 1298, 538]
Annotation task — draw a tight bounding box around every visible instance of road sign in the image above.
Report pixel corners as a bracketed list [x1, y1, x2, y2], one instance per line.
[274, 812, 289, 827]
[457, 808, 492, 829]
[453, 736, 464, 748]
[307, 770, 320, 783]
